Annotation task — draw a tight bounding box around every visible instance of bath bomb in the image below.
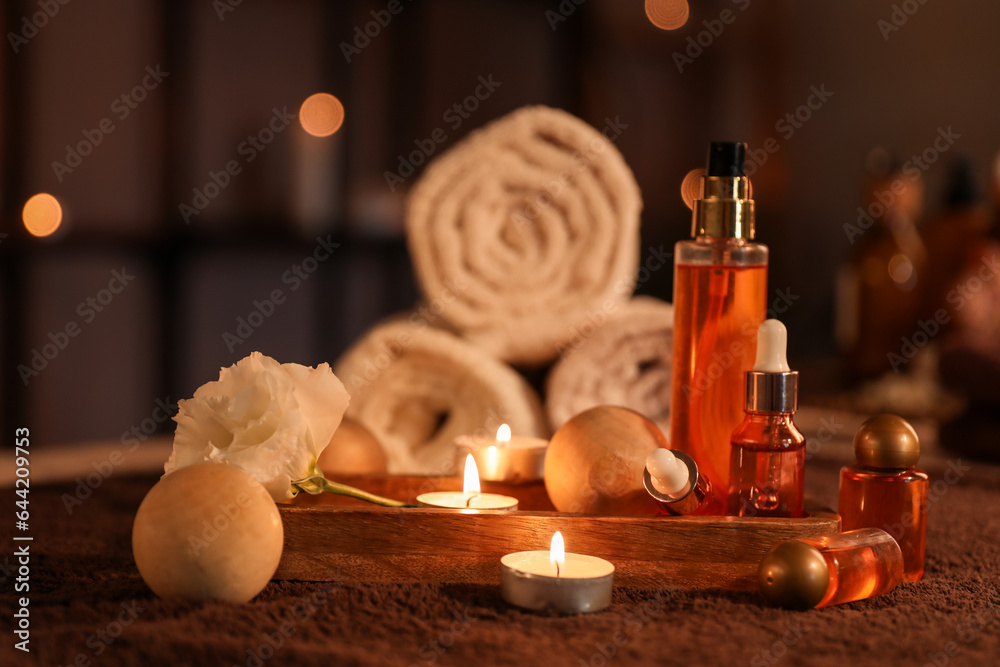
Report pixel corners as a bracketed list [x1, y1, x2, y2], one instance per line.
[544, 405, 665, 514]
[132, 462, 283, 602]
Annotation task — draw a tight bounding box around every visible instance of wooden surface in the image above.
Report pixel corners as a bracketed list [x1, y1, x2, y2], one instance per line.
[278, 476, 840, 591]
[288, 475, 557, 510]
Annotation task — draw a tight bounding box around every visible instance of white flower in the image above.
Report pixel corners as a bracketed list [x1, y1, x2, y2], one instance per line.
[165, 352, 349, 501]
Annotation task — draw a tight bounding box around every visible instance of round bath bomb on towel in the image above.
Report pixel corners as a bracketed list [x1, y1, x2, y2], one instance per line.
[132, 463, 283, 603]
[544, 405, 665, 514]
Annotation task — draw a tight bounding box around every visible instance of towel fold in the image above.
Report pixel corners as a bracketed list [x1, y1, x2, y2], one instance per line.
[335, 319, 548, 474]
[406, 105, 643, 366]
[546, 297, 674, 434]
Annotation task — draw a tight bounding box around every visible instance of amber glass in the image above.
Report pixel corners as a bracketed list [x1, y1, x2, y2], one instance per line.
[728, 412, 805, 518]
[802, 529, 904, 608]
[669, 238, 767, 504]
[837, 171, 927, 378]
[651, 476, 726, 517]
[839, 465, 929, 581]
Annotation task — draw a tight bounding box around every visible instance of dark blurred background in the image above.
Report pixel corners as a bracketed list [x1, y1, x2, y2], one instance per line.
[2, 0, 999, 445]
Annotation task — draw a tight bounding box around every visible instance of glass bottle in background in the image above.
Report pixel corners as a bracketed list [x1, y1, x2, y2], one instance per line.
[670, 142, 768, 505]
[920, 156, 992, 323]
[758, 528, 904, 609]
[836, 153, 927, 379]
[728, 320, 805, 518]
[839, 413, 929, 581]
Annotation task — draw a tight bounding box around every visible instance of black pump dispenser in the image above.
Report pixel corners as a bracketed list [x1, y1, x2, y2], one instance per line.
[707, 142, 747, 178]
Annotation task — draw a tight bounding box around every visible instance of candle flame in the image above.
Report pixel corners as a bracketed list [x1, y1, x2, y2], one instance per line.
[463, 453, 481, 496]
[496, 424, 511, 444]
[550, 531, 565, 576]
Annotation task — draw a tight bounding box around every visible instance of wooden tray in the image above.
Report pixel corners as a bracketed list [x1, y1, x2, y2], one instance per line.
[276, 476, 840, 591]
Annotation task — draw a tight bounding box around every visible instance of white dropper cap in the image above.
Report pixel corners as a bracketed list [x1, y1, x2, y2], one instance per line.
[645, 449, 690, 497]
[753, 319, 790, 372]
[746, 319, 798, 413]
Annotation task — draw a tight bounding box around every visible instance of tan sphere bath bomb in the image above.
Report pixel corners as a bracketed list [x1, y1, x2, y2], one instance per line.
[132, 462, 283, 603]
[318, 417, 389, 475]
[544, 405, 666, 514]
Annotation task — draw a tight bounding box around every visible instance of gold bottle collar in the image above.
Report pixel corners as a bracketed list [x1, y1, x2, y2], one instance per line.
[691, 175, 756, 239]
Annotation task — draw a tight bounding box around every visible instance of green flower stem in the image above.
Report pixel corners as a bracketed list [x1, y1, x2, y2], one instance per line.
[291, 474, 415, 508]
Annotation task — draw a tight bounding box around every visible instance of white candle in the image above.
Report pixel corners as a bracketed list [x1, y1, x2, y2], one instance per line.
[500, 531, 615, 614]
[416, 455, 518, 511]
[455, 424, 548, 483]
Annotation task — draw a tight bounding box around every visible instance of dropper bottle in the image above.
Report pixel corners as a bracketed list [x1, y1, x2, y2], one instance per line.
[727, 319, 805, 518]
[669, 142, 768, 506]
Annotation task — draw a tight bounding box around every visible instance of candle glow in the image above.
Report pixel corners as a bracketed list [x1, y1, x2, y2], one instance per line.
[486, 445, 500, 478]
[500, 531, 614, 613]
[453, 426, 548, 484]
[550, 531, 565, 577]
[463, 453, 481, 498]
[415, 452, 517, 510]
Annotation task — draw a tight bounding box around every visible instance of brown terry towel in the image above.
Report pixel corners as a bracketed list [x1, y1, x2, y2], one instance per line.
[406, 105, 643, 366]
[335, 319, 548, 474]
[546, 297, 673, 435]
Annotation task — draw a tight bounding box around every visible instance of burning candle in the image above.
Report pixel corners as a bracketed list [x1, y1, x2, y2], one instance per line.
[500, 531, 615, 614]
[416, 455, 518, 511]
[455, 424, 548, 484]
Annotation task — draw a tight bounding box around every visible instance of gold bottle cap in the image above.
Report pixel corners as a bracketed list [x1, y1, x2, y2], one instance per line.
[691, 142, 756, 240]
[853, 413, 920, 469]
[758, 540, 830, 610]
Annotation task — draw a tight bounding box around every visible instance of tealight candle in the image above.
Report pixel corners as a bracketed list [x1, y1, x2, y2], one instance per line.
[416, 455, 519, 511]
[455, 424, 548, 484]
[500, 531, 615, 614]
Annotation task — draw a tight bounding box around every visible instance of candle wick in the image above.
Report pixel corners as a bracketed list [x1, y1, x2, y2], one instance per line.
[556, 561, 561, 578]
[465, 492, 480, 508]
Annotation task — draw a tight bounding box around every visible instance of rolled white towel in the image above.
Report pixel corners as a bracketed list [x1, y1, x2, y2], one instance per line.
[546, 297, 673, 435]
[335, 319, 548, 474]
[406, 105, 642, 366]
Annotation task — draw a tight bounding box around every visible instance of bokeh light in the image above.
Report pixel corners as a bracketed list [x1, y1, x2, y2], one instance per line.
[681, 167, 754, 209]
[645, 0, 690, 31]
[888, 254, 916, 290]
[22, 193, 63, 237]
[681, 168, 705, 209]
[299, 93, 345, 137]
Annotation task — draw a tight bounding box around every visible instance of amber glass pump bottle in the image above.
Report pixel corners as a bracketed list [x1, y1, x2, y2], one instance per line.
[669, 142, 768, 502]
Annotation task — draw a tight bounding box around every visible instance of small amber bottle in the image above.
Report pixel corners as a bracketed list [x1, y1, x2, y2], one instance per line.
[758, 528, 904, 609]
[727, 320, 806, 518]
[839, 414, 929, 581]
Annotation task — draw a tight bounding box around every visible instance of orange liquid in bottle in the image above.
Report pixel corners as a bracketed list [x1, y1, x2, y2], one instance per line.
[839, 466, 928, 581]
[670, 262, 767, 498]
[800, 529, 903, 608]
